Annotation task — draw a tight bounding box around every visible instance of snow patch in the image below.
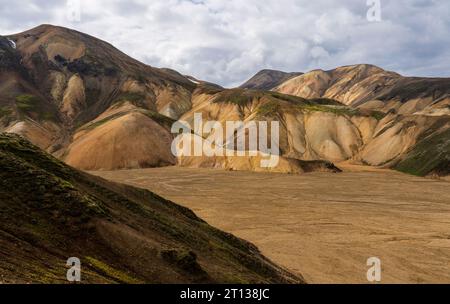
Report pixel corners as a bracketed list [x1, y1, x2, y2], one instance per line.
[7, 39, 16, 49]
[188, 78, 200, 85]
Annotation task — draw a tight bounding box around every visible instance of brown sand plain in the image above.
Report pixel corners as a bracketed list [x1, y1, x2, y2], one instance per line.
[92, 166, 450, 283]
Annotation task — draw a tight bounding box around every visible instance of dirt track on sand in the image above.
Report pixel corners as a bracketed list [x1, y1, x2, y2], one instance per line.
[93, 167, 450, 283]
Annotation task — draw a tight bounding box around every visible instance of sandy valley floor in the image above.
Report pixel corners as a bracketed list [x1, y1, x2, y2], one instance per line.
[93, 167, 450, 283]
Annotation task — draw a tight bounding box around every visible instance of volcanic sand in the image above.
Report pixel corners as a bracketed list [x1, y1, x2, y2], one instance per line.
[92, 166, 450, 283]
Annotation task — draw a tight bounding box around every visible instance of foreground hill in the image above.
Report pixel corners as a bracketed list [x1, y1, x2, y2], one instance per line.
[0, 133, 302, 283]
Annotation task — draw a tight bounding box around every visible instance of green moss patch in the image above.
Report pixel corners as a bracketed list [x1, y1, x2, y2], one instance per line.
[113, 92, 146, 107]
[297, 104, 359, 116]
[308, 98, 343, 106]
[140, 110, 176, 128]
[369, 111, 387, 121]
[257, 100, 281, 117]
[395, 129, 450, 176]
[0, 106, 12, 117]
[85, 257, 143, 284]
[267, 92, 308, 104]
[213, 89, 265, 106]
[77, 112, 127, 131]
[15, 94, 40, 112]
[77, 108, 175, 132]
[15, 94, 56, 121]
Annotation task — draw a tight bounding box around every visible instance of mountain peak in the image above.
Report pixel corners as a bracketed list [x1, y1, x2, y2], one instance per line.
[240, 69, 303, 90]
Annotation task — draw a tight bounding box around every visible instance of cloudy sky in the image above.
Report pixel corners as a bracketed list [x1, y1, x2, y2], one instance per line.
[1, 0, 449, 87]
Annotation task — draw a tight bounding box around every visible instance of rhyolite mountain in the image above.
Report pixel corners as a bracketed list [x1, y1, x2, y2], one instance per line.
[0, 133, 302, 284]
[0, 25, 449, 177]
[0, 24, 197, 170]
[0, 25, 338, 173]
[240, 69, 303, 90]
[238, 65, 450, 176]
[245, 64, 450, 113]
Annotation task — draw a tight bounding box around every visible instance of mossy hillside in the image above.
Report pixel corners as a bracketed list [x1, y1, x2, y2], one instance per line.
[267, 92, 341, 106]
[15, 94, 57, 121]
[307, 97, 343, 106]
[113, 92, 147, 107]
[0, 135, 108, 254]
[16, 94, 41, 115]
[208, 88, 386, 120]
[212, 89, 322, 107]
[256, 96, 355, 118]
[0, 106, 15, 125]
[0, 133, 301, 283]
[212, 88, 266, 106]
[395, 128, 450, 176]
[0, 106, 12, 117]
[258, 96, 386, 120]
[77, 111, 128, 131]
[257, 99, 282, 117]
[369, 110, 387, 121]
[194, 84, 224, 96]
[211, 89, 345, 118]
[297, 104, 358, 116]
[141, 109, 176, 128]
[85, 257, 143, 284]
[77, 108, 175, 132]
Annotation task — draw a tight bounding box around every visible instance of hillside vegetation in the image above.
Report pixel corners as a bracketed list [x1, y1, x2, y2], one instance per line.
[0, 133, 302, 284]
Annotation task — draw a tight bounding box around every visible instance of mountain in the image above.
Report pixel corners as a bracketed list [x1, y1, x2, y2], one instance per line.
[179, 82, 450, 177]
[0, 25, 341, 173]
[236, 64, 450, 177]
[0, 133, 302, 284]
[240, 69, 303, 90]
[273, 64, 450, 113]
[0, 24, 195, 169]
[1, 25, 449, 177]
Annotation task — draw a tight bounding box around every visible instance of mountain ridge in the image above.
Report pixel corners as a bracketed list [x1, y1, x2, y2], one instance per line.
[240, 69, 303, 90]
[0, 24, 449, 177]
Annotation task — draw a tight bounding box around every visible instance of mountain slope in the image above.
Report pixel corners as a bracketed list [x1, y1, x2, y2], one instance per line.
[0, 133, 302, 284]
[0, 25, 202, 171]
[180, 84, 450, 177]
[1, 24, 195, 155]
[273, 64, 450, 114]
[395, 128, 450, 176]
[64, 102, 177, 170]
[1, 25, 449, 177]
[240, 69, 303, 90]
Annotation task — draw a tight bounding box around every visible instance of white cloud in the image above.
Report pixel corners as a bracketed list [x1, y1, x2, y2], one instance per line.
[1, 0, 449, 87]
